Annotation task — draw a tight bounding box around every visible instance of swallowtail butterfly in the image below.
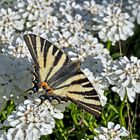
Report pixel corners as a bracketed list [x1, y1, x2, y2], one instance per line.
[24, 34, 101, 117]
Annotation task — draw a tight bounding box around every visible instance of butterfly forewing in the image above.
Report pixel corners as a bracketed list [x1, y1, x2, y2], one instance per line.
[24, 34, 70, 82]
[24, 34, 102, 117]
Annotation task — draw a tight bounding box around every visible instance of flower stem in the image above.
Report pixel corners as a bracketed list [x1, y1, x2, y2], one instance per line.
[119, 41, 122, 57]
[127, 99, 133, 139]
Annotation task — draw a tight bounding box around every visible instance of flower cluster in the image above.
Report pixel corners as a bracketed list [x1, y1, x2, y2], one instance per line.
[0, 99, 63, 140]
[0, 0, 138, 46]
[0, 0, 139, 139]
[104, 56, 140, 102]
[83, 0, 101, 15]
[0, 8, 24, 43]
[94, 122, 129, 140]
[16, 0, 53, 27]
[127, 0, 140, 24]
[93, 5, 135, 45]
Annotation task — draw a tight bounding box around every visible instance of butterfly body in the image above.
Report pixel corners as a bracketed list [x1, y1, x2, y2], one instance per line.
[24, 34, 102, 117]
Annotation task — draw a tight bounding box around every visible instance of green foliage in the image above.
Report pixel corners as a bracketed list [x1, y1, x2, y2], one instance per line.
[0, 100, 15, 131]
[0, 100, 15, 122]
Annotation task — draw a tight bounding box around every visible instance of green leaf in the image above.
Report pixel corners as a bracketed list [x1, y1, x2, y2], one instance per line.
[112, 52, 123, 59]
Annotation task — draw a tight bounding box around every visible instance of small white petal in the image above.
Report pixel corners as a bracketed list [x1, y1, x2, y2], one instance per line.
[126, 87, 136, 103]
[134, 82, 140, 93]
[115, 70, 123, 75]
[53, 113, 63, 119]
[14, 129, 24, 140]
[108, 122, 115, 129]
[122, 79, 131, 87]
[114, 124, 120, 131]
[9, 120, 20, 127]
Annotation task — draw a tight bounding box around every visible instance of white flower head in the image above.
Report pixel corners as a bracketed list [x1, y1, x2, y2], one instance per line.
[106, 56, 140, 102]
[58, 0, 78, 16]
[127, 0, 140, 24]
[60, 13, 85, 35]
[32, 15, 59, 38]
[18, 0, 53, 28]
[52, 31, 73, 48]
[83, 0, 101, 14]
[0, 99, 63, 140]
[94, 122, 129, 140]
[69, 32, 111, 68]
[78, 33, 110, 58]
[0, 8, 24, 43]
[93, 5, 135, 45]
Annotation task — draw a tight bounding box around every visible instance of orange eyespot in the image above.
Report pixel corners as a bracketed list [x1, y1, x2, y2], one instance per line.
[47, 88, 53, 93]
[40, 82, 49, 88]
[40, 82, 53, 93]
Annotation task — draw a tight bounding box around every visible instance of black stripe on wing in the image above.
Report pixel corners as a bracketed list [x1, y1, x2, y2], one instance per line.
[43, 41, 52, 68]
[48, 62, 79, 87]
[68, 89, 97, 96]
[46, 53, 70, 82]
[46, 51, 70, 84]
[67, 97, 101, 117]
[24, 34, 39, 68]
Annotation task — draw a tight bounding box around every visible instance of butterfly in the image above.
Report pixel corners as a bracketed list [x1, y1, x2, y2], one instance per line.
[24, 34, 102, 117]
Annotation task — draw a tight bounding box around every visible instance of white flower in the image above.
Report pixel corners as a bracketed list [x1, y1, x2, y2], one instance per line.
[2, 37, 32, 60]
[94, 122, 129, 140]
[17, 0, 53, 28]
[52, 31, 73, 48]
[0, 99, 63, 140]
[58, 0, 79, 16]
[77, 33, 110, 59]
[93, 6, 135, 45]
[32, 15, 59, 38]
[68, 32, 111, 67]
[127, 0, 140, 24]
[61, 14, 85, 33]
[0, 8, 24, 43]
[68, 51, 87, 62]
[83, 0, 101, 14]
[106, 56, 140, 102]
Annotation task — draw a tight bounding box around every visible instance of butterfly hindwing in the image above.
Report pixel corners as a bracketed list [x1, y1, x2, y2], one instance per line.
[52, 68, 101, 117]
[24, 34, 102, 117]
[67, 74, 101, 117]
